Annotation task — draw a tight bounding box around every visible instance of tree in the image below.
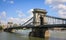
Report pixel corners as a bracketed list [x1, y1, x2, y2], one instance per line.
[0, 25, 3, 30]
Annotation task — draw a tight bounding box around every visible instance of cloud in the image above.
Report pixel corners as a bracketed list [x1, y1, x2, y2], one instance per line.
[8, 9, 33, 24]
[45, 0, 52, 4]
[6, 9, 33, 25]
[0, 20, 7, 25]
[1, 11, 6, 18]
[0, 11, 7, 25]
[28, 9, 33, 14]
[10, 0, 14, 4]
[2, 0, 14, 4]
[45, 0, 66, 5]
[16, 10, 26, 18]
[52, 4, 66, 10]
[27, 9, 33, 18]
[6, 9, 34, 25]
[45, 0, 66, 18]
[58, 10, 66, 18]
[8, 17, 27, 24]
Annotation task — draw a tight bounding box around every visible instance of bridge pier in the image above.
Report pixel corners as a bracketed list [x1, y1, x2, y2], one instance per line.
[29, 27, 50, 38]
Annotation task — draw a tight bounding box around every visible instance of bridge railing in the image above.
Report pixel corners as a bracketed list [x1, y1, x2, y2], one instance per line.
[46, 15, 66, 24]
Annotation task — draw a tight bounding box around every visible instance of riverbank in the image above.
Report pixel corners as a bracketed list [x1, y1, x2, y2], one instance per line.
[0, 30, 3, 32]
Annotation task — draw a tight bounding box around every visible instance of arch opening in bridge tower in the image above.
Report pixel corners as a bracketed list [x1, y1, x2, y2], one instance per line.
[40, 15, 44, 25]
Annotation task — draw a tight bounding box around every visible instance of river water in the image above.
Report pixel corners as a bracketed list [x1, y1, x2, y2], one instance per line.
[0, 29, 66, 40]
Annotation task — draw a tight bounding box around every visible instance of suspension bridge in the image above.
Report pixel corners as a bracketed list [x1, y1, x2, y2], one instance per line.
[4, 8, 66, 38]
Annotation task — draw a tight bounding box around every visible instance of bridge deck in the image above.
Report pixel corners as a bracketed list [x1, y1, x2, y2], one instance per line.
[5, 24, 66, 29]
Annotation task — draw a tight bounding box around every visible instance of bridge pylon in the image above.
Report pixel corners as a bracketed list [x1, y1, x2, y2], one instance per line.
[32, 8, 47, 26]
[29, 8, 49, 38]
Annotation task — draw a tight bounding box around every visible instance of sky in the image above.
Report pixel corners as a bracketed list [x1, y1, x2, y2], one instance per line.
[0, 0, 66, 25]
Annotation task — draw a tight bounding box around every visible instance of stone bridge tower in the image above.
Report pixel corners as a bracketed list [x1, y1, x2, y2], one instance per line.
[32, 8, 47, 26]
[29, 8, 49, 38]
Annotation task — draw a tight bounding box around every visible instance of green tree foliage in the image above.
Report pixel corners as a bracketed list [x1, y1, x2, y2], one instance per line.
[0, 26, 3, 30]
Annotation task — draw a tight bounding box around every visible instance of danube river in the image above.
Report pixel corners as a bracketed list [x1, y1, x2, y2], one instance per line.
[0, 29, 66, 40]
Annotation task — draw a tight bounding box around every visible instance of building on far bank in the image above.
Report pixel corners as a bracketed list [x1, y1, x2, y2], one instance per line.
[7, 22, 13, 28]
